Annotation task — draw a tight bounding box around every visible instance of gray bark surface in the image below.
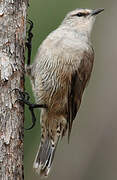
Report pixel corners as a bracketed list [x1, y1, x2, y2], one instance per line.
[0, 0, 28, 179]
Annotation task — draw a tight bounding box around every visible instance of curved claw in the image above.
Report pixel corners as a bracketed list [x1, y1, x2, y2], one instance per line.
[26, 19, 33, 66]
[25, 122, 36, 130]
[11, 88, 24, 97]
[11, 88, 30, 101]
[14, 98, 24, 105]
[10, 88, 21, 94]
[27, 19, 33, 32]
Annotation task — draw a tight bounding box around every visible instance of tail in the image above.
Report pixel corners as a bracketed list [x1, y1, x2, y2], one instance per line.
[33, 136, 59, 177]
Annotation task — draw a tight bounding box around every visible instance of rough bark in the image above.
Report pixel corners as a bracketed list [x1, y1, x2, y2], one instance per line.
[0, 0, 28, 179]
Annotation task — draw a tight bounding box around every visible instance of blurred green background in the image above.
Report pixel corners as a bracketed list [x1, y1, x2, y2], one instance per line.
[24, 0, 117, 179]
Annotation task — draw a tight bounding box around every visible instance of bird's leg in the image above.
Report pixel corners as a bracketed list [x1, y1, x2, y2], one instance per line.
[25, 19, 33, 66]
[13, 89, 47, 130]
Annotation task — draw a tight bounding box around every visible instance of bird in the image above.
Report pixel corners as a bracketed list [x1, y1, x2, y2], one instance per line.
[26, 8, 104, 177]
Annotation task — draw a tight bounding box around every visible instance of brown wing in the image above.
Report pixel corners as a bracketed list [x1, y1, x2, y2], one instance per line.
[67, 50, 94, 141]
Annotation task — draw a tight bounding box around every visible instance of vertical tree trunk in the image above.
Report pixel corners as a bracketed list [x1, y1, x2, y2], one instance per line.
[0, 0, 28, 179]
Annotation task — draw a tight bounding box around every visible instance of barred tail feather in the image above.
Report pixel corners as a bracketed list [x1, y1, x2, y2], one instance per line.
[33, 136, 59, 177]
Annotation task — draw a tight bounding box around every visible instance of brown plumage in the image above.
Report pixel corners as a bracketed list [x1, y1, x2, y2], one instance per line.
[26, 8, 104, 177]
[67, 50, 94, 141]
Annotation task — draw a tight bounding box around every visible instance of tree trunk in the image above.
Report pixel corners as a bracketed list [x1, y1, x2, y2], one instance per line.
[0, 0, 28, 179]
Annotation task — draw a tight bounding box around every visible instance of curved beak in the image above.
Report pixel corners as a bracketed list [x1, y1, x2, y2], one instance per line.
[91, 8, 104, 16]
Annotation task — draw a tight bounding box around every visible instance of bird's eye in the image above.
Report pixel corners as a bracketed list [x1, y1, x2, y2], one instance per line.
[76, 12, 84, 17]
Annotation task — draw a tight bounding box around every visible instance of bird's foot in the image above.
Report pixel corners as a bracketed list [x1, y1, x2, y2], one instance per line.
[12, 88, 47, 130]
[25, 19, 34, 66]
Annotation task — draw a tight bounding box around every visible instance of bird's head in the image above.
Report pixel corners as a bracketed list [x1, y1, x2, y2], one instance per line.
[62, 8, 104, 37]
